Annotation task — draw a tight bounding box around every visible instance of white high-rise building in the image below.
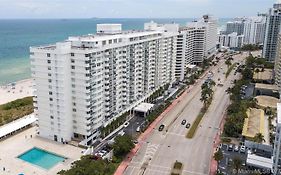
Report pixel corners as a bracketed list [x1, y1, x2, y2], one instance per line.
[243, 16, 266, 45]
[263, 2, 281, 62]
[275, 34, 281, 93]
[174, 15, 218, 80]
[273, 103, 281, 174]
[144, 16, 218, 81]
[225, 20, 245, 35]
[218, 32, 244, 48]
[30, 24, 177, 145]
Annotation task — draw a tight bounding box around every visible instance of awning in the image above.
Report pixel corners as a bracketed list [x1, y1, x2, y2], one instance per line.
[0, 114, 37, 138]
[134, 103, 154, 113]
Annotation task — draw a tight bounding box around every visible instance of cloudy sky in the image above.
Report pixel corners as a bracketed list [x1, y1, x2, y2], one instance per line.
[0, 0, 277, 19]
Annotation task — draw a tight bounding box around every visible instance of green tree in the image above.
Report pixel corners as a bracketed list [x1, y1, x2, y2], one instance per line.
[213, 150, 223, 162]
[253, 133, 265, 143]
[232, 156, 242, 174]
[58, 156, 117, 175]
[225, 59, 232, 67]
[112, 135, 134, 159]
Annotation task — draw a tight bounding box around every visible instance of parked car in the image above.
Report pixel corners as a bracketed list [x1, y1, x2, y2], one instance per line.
[234, 145, 239, 152]
[228, 144, 233, 151]
[123, 122, 130, 128]
[159, 124, 165, 131]
[186, 123, 191, 129]
[240, 145, 246, 153]
[181, 119, 187, 125]
[136, 126, 140, 132]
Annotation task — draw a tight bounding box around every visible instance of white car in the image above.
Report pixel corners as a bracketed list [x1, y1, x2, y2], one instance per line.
[123, 122, 130, 128]
[234, 145, 239, 152]
[240, 145, 246, 153]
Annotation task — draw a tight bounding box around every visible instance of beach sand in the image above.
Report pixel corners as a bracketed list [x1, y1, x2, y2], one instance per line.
[0, 79, 33, 105]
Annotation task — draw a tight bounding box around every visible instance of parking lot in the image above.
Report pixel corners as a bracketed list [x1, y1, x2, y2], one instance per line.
[218, 143, 248, 175]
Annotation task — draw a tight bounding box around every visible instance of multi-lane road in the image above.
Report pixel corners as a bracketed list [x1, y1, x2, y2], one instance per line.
[123, 52, 249, 175]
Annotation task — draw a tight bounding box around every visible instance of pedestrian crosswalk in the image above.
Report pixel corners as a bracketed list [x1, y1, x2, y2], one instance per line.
[143, 143, 159, 162]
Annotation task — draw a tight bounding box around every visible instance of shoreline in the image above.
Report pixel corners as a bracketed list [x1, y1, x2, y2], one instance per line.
[0, 78, 33, 105]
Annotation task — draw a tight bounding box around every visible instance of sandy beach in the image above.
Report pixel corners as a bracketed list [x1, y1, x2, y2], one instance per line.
[0, 79, 33, 105]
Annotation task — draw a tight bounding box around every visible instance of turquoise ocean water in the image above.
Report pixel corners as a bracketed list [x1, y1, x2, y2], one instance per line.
[0, 18, 230, 85]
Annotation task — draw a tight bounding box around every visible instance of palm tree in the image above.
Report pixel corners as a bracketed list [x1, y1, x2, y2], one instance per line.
[232, 156, 242, 174]
[253, 133, 265, 143]
[214, 150, 223, 162]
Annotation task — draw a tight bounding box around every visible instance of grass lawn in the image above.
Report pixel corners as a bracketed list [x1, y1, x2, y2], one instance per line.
[0, 96, 34, 126]
[225, 63, 237, 78]
[186, 111, 205, 138]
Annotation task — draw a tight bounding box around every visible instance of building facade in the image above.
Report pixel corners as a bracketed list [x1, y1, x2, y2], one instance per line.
[263, 2, 281, 62]
[275, 34, 281, 93]
[225, 20, 245, 35]
[273, 103, 281, 174]
[174, 15, 218, 80]
[30, 24, 177, 145]
[218, 32, 244, 49]
[243, 16, 266, 45]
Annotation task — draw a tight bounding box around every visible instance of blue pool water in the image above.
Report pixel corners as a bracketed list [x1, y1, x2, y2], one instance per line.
[18, 147, 66, 170]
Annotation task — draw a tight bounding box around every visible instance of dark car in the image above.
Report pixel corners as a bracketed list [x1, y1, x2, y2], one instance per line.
[186, 123, 191, 128]
[158, 124, 165, 131]
[181, 119, 187, 125]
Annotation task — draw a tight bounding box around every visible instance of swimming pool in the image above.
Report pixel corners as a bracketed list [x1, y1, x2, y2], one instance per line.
[18, 147, 66, 170]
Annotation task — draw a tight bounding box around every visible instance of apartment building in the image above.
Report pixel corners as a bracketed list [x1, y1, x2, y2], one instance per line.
[263, 2, 281, 62]
[273, 103, 281, 174]
[30, 24, 177, 145]
[243, 15, 266, 45]
[174, 15, 218, 80]
[218, 32, 244, 48]
[225, 20, 245, 35]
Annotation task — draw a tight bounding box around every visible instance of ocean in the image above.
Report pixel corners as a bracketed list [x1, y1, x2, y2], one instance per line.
[0, 18, 230, 85]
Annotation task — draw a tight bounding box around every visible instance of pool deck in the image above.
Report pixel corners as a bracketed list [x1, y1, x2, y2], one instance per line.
[0, 126, 83, 175]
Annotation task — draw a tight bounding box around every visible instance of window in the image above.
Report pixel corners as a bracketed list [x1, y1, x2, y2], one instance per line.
[47, 60, 51, 64]
[49, 91, 53, 95]
[49, 98, 53, 101]
[73, 102, 76, 106]
[71, 65, 75, 69]
[47, 53, 51, 57]
[48, 79, 52, 83]
[73, 108, 77, 112]
[71, 59, 75, 63]
[48, 66, 51, 70]
[71, 53, 75, 56]
[50, 116, 54, 119]
[72, 84, 75, 88]
[48, 73, 52, 77]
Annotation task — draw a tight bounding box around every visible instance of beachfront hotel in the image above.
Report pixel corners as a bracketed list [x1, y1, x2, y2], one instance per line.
[174, 15, 218, 80]
[30, 24, 178, 145]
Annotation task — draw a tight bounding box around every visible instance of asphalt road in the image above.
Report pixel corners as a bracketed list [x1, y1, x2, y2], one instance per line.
[123, 52, 249, 175]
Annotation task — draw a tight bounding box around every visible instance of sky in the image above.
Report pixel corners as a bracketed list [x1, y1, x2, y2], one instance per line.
[0, 0, 278, 19]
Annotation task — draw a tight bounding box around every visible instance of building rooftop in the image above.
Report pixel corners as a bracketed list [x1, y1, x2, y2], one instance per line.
[255, 83, 278, 91]
[242, 108, 265, 139]
[0, 114, 37, 138]
[255, 95, 279, 109]
[246, 153, 273, 169]
[253, 69, 273, 81]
